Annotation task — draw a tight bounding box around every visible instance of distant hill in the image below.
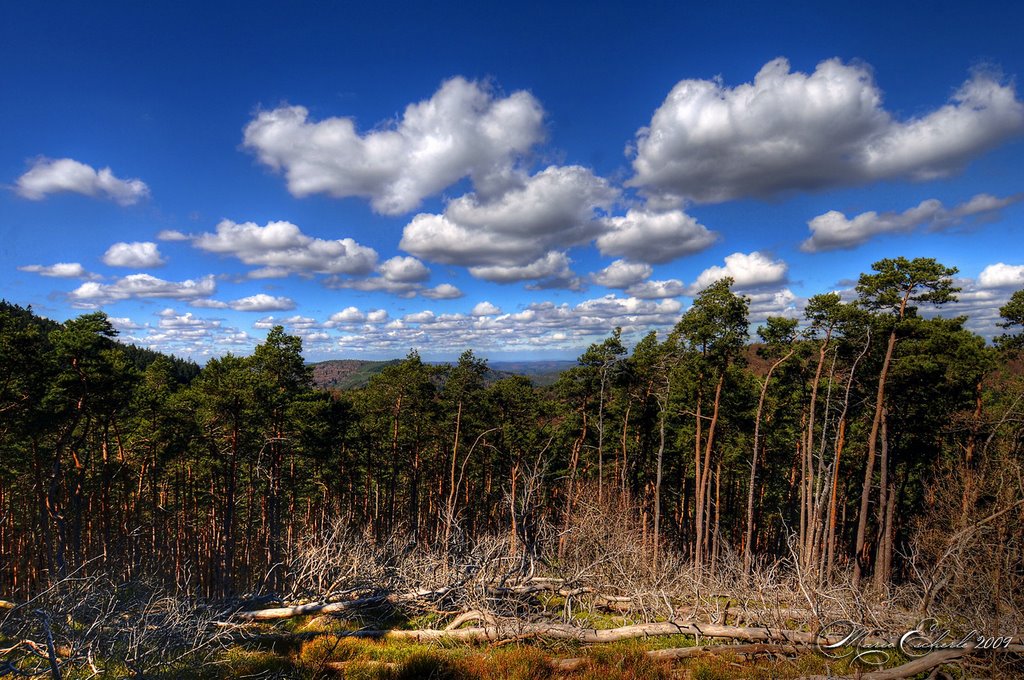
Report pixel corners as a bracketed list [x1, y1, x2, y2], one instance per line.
[309, 358, 577, 390]
[488, 360, 576, 386]
[309, 359, 398, 390]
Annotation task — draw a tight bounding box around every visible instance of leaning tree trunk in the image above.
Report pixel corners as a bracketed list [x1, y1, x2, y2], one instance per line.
[854, 326, 897, 587]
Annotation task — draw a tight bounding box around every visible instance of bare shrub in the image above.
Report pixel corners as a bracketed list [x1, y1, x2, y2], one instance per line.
[907, 454, 1024, 633]
[0, 569, 230, 678]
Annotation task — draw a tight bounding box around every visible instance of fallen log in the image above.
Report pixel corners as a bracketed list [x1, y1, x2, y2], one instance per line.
[235, 578, 578, 621]
[235, 594, 390, 621]
[235, 586, 454, 621]
[288, 619, 864, 645]
[444, 610, 497, 630]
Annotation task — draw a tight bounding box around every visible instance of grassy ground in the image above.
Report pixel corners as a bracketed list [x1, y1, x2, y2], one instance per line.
[4, 602, 980, 678]
[187, 610, 917, 680]
[206, 634, 894, 680]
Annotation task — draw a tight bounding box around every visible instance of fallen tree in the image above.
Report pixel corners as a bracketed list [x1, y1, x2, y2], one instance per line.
[277, 618, 870, 645]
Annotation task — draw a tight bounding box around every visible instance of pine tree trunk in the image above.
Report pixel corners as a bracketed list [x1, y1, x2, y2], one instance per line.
[873, 410, 891, 589]
[854, 327, 897, 587]
[744, 349, 793, 574]
[697, 371, 725, 571]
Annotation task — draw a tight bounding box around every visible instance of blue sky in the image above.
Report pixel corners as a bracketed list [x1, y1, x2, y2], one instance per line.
[3, 1, 1023, 361]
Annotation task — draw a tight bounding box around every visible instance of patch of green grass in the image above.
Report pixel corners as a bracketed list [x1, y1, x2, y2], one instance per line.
[598, 633, 698, 652]
[218, 648, 295, 676]
[364, 640, 455, 663]
[568, 609, 631, 630]
[406, 610, 446, 630]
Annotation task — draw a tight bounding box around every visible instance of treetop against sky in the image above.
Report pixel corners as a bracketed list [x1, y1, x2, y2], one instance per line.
[2, 0, 1023, 360]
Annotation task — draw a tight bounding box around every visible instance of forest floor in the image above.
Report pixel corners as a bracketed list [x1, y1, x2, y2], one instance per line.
[187, 599, 1014, 680]
[5, 576, 1020, 679]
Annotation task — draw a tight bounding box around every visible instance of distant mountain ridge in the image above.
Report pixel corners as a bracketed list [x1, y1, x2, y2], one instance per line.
[487, 360, 576, 385]
[309, 358, 576, 390]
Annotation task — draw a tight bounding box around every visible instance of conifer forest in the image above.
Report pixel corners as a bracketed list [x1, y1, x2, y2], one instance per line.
[2, 257, 1024, 678]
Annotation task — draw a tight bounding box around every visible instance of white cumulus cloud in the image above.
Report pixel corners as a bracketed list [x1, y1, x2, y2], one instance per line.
[193, 219, 378, 276]
[378, 256, 430, 282]
[629, 58, 1024, 204]
[747, 289, 802, 322]
[596, 209, 717, 263]
[243, 77, 545, 215]
[103, 241, 166, 268]
[401, 165, 617, 271]
[468, 251, 582, 291]
[404, 310, 436, 323]
[978, 263, 1024, 289]
[591, 259, 653, 288]
[625, 279, 686, 299]
[420, 283, 464, 299]
[689, 252, 788, 293]
[471, 301, 502, 316]
[328, 307, 366, 324]
[325, 276, 419, 297]
[228, 294, 296, 312]
[15, 157, 150, 205]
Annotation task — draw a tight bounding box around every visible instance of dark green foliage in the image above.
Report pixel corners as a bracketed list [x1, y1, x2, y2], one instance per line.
[996, 289, 1024, 350]
[120, 342, 201, 384]
[855, 256, 960, 316]
[0, 263, 1020, 599]
[672, 277, 750, 364]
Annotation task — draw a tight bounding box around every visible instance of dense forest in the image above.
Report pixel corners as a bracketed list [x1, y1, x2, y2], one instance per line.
[2, 256, 1024, 678]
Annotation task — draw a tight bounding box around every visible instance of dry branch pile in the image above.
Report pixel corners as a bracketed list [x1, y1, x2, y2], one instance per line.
[217, 503, 1024, 678]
